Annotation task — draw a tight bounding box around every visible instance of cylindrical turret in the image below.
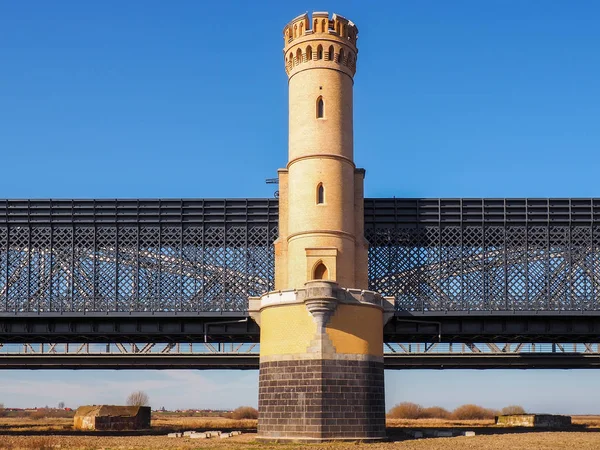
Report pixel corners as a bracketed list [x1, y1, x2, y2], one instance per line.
[275, 12, 367, 290]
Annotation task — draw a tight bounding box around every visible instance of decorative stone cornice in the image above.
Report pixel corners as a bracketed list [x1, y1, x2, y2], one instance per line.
[248, 280, 395, 326]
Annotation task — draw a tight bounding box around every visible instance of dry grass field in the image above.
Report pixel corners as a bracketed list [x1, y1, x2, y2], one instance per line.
[1, 415, 599, 449]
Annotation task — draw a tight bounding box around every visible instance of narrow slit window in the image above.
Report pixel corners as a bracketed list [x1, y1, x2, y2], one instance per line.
[317, 183, 325, 203]
[316, 97, 324, 118]
[313, 262, 328, 280]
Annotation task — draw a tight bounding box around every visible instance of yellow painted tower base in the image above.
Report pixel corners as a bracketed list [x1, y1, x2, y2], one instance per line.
[250, 282, 394, 441]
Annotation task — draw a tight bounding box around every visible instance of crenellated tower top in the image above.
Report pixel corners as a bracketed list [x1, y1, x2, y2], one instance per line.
[282, 12, 358, 78]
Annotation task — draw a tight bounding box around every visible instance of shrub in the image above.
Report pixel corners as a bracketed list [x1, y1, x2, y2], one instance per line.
[28, 408, 74, 420]
[501, 405, 526, 415]
[29, 409, 49, 420]
[387, 402, 423, 419]
[451, 404, 497, 420]
[229, 406, 258, 420]
[421, 406, 451, 419]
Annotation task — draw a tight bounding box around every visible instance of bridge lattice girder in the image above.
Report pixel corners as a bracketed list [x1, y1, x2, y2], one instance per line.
[2, 198, 600, 314]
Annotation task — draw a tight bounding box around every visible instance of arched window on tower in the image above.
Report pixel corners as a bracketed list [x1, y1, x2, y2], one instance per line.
[317, 45, 323, 60]
[299, 22, 304, 35]
[316, 97, 324, 119]
[306, 46, 313, 61]
[339, 48, 345, 64]
[317, 183, 325, 203]
[296, 48, 302, 64]
[328, 45, 334, 61]
[313, 262, 328, 280]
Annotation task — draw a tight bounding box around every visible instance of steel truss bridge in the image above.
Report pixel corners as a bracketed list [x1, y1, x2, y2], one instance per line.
[3, 197, 600, 369]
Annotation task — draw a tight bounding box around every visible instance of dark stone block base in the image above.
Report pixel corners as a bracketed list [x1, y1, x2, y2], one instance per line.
[258, 358, 386, 441]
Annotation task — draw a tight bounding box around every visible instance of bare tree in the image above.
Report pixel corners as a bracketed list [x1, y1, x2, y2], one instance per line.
[126, 391, 150, 407]
[58, 401, 65, 409]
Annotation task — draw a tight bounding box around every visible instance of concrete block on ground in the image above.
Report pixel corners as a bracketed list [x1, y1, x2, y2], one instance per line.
[189, 432, 208, 439]
[183, 431, 195, 436]
[74, 405, 151, 431]
[167, 433, 182, 438]
[220, 432, 232, 438]
[434, 430, 453, 437]
[464, 431, 476, 437]
[496, 414, 571, 428]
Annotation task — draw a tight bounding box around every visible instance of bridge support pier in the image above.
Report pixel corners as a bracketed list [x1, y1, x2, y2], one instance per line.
[250, 281, 394, 442]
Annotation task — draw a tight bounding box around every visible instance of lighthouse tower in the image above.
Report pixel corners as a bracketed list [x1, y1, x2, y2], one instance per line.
[250, 12, 393, 442]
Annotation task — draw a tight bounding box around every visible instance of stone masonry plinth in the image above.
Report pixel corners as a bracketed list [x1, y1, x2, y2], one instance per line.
[258, 358, 385, 440]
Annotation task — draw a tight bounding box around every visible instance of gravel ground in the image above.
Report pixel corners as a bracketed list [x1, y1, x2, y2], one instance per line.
[2, 431, 600, 450]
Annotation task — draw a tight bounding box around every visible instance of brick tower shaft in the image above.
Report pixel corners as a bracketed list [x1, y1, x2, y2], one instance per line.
[275, 11, 367, 291]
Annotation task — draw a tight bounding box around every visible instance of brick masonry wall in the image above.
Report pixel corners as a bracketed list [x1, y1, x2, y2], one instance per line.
[258, 358, 385, 440]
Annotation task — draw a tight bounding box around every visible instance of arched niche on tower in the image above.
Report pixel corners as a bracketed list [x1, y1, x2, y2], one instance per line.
[312, 261, 329, 280]
[305, 248, 337, 284]
[316, 97, 324, 119]
[316, 182, 325, 203]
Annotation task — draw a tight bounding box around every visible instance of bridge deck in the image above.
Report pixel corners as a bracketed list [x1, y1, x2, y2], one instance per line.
[2, 313, 600, 343]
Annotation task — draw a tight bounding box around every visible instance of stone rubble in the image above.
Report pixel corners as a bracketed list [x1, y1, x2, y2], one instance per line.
[166, 430, 243, 439]
[189, 432, 208, 439]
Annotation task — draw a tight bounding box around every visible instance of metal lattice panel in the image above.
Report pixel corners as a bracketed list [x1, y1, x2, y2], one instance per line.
[365, 198, 600, 312]
[4, 198, 600, 314]
[0, 200, 277, 314]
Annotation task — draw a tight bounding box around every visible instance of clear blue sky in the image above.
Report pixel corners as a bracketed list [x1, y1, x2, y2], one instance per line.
[1, 1, 600, 413]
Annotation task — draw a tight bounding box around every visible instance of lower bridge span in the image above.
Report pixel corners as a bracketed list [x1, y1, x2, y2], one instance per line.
[2, 342, 600, 370]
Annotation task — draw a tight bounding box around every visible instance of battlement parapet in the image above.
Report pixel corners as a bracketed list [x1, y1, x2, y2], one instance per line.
[283, 12, 357, 46]
[282, 12, 358, 77]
